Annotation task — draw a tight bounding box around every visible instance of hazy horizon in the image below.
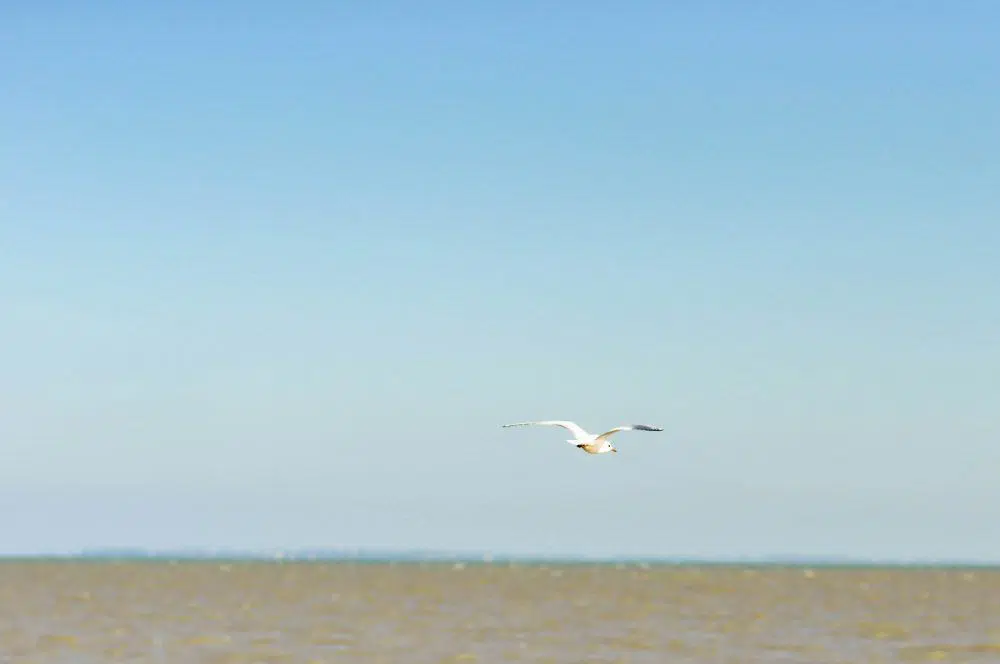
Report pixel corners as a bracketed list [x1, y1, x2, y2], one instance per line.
[7, 546, 1000, 567]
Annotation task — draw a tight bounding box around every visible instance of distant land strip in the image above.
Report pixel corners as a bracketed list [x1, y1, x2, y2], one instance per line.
[0, 549, 998, 568]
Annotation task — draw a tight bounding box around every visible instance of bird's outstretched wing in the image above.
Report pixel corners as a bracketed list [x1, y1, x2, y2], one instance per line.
[501, 420, 589, 441]
[594, 424, 664, 442]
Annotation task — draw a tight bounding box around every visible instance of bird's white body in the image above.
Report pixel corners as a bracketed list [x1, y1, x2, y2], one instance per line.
[573, 439, 617, 455]
[501, 419, 663, 454]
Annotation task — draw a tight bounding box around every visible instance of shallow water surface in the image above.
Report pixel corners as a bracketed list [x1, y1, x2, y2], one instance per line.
[1, 562, 998, 662]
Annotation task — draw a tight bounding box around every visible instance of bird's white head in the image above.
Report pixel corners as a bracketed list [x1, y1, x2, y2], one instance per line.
[602, 441, 618, 454]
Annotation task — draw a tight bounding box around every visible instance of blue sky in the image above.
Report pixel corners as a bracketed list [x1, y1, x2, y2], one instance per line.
[2, 2, 998, 560]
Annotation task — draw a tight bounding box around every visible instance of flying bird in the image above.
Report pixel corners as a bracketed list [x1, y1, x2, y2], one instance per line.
[501, 420, 663, 454]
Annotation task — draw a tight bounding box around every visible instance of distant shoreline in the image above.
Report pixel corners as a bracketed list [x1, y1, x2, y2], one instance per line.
[1, 551, 997, 569]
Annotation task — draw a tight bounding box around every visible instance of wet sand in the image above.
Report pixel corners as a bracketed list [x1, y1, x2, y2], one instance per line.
[1, 561, 999, 662]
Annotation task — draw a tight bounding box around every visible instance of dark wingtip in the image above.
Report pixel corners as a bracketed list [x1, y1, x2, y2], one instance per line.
[634, 424, 664, 431]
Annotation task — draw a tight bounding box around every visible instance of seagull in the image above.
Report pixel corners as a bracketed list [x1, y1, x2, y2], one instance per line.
[501, 420, 663, 454]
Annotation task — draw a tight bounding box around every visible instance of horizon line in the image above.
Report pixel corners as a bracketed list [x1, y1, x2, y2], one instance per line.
[1, 547, 998, 568]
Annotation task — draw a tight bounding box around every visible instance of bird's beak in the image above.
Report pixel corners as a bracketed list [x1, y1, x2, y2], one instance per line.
[612, 448, 618, 453]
